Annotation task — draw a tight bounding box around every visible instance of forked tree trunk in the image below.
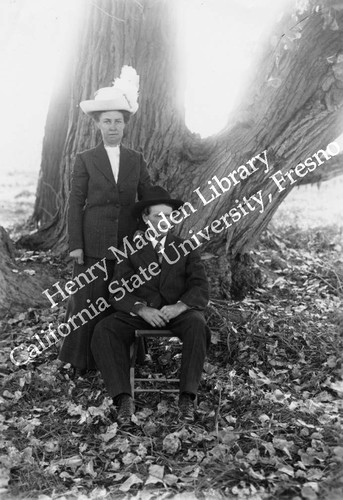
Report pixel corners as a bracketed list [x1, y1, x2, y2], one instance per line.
[19, 0, 343, 291]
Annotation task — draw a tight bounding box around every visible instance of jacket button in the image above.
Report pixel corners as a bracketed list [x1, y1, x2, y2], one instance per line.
[116, 203, 120, 208]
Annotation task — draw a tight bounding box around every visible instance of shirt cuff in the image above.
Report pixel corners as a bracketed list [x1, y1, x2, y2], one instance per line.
[177, 300, 190, 311]
[130, 301, 145, 316]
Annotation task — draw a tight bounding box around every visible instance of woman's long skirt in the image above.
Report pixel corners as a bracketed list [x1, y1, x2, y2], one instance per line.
[59, 257, 115, 371]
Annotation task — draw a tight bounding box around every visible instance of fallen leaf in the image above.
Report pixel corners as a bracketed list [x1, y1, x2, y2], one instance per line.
[217, 429, 240, 446]
[136, 443, 148, 458]
[273, 438, 293, 458]
[54, 455, 83, 471]
[329, 380, 343, 396]
[164, 474, 179, 486]
[333, 446, 343, 459]
[203, 362, 217, 374]
[278, 465, 294, 477]
[148, 464, 164, 479]
[84, 459, 97, 478]
[122, 452, 139, 465]
[258, 414, 270, 424]
[66, 403, 83, 416]
[119, 473, 143, 492]
[43, 440, 59, 453]
[100, 423, 118, 443]
[274, 389, 284, 400]
[157, 400, 169, 415]
[142, 421, 158, 436]
[145, 475, 163, 486]
[307, 468, 324, 480]
[89, 487, 107, 498]
[112, 473, 125, 481]
[0, 467, 10, 490]
[301, 483, 318, 499]
[24, 269, 36, 276]
[59, 471, 73, 479]
[163, 433, 181, 454]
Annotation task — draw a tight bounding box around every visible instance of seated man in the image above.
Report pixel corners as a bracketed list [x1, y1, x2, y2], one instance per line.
[91, 186, 210, 425]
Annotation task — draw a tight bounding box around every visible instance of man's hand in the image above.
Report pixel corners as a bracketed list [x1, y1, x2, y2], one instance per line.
[160, 302, 188, 322]
[70, 249, 84, 265]
[136, 306, 167, 328]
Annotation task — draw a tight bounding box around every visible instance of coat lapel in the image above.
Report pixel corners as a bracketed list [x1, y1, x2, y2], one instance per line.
[159, 233, 181, 289]
[117, 145, 136, 184]
[92, 142, 116, 186]
[136, 239, 160, 270]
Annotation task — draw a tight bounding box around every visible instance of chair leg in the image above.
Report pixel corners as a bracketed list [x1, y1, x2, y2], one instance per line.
[132, 330, 182, 396]
[129, 339, 140, 398]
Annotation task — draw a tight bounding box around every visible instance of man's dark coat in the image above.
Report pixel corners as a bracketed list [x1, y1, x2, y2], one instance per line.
[110, 232, 210, 312]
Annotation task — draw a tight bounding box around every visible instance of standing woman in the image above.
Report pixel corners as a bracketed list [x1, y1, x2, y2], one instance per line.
[59, 66, 151, 374]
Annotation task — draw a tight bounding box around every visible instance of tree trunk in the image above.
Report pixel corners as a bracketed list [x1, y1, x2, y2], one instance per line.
[23, 0, 343, 266]
[0, 227, 55, 317]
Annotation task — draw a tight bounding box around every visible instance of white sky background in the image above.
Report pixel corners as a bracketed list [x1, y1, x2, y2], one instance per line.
[0, 0, 81, 174]
[183, 0, 293, 136]
[0, 0, 342, 174]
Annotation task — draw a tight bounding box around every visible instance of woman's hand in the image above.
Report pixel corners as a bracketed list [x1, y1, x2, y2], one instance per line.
[69, 249, 84, 265]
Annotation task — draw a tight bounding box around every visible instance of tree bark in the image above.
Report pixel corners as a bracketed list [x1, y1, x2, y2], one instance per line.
[299, 152, 343, 185]
[0, 227, 54, 317]
[23, 0, 343, 264]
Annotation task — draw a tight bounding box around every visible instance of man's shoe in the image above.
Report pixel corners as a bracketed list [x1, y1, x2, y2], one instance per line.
[178, 393, 195, 423]
[117, 394, 135, 426]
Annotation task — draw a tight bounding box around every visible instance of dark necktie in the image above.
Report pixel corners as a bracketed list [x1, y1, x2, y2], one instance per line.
[155, 240, 164, 264]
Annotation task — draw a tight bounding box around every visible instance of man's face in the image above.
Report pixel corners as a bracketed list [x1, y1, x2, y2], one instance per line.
[142, 204, 173, 234]
[96, 111, 125, 146]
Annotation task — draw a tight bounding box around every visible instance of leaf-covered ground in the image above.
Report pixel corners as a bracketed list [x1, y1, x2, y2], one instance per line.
[0, 223, 342, 500]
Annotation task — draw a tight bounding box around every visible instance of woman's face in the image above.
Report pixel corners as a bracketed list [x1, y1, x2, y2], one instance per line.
[96, 111, 125, 146]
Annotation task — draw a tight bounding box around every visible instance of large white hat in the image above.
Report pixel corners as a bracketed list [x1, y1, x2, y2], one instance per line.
[80, 66, 140, 115]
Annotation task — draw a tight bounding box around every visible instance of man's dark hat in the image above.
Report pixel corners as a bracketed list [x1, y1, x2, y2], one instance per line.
[132, 186, 184, 218]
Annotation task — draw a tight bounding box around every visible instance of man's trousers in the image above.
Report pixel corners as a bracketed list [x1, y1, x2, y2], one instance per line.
[91, 310, 210, 398]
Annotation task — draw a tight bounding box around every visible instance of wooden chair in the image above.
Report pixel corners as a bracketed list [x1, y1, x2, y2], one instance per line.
[130, 330, 181, 397]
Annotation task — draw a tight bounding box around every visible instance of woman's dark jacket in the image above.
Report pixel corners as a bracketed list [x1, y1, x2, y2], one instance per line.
[68, 142, 151, 259]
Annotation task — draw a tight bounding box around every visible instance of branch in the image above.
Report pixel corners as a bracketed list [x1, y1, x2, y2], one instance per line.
[298, 153, 343, 185]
